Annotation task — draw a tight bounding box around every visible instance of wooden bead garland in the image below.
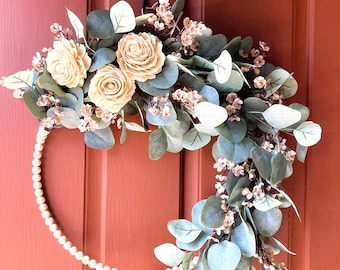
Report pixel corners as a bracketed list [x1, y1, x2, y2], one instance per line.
[32, 126, 117, 270]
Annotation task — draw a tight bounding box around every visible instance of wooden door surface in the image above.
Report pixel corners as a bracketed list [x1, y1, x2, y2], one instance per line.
[1, 0, 339, 270]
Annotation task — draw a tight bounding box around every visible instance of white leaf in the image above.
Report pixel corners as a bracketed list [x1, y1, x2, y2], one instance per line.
[262, 104, 301, 129]
[66, 8, 86, 41]
[125, 121, 149, 132]
[154, 243, 186, 267]
[110, 1, 136, 33]
[293, 121, 322, 147]
[195, 102, 228, 128]
[194, 123, 219, 136]
[1, 70, 34, 89]
[208, 50, 232, 84]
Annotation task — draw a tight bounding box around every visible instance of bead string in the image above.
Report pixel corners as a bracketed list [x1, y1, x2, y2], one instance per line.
[32, 126, 117, 270]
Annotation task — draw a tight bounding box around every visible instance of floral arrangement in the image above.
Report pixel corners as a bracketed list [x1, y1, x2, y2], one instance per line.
[1, 0, 322, 269]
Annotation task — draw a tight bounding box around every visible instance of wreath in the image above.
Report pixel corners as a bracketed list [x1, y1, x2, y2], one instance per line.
[1, 0, 322, 269]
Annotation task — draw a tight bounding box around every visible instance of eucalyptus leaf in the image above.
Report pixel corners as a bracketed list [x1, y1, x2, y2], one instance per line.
[148, 58, 179, 89]
[58, 93, 78, 112]
[278, 189, 301, 222]
[265, 69, 292, 98]
[125, 121, 149, 132]
[47, 107, 80, 129]
[167, 219, 202, 243]
[154, 243, 187, 267]
[176, 232, 209, 251]
[286, 103, 310, 129]
[225, 171, 242, 196]
[200, 196, 224, 229]
[228, 176, 251, 206]
[207, 241, 241, 270]
[207, 50, 232, 84]
[217, 136, 254, 163]
[296, 143, 308, 163]
[252, 207, 282, 237]
[196, 34, 228, 60]
[171, 0, 185, 19]
[215, 117, 247, 143]
[182, 252, 193, 270]
[250, 145, 272, 179]
[293, 121, 322, 147]
[200, 85, 220, 105]
[137, 80, 171, 96]
[89, 48, 116, 72]
[243, 97, 268, 114]
[110, 0, 135, 34]
[37, 72, 65, 97]
[235, 255, 253, 270]
[2, 70, 34, 90]
[149, 128, 167, 160]
[194, 123, 219, 136]
[68, 87, 84, 116]
[146, 101, 177, 127]
[66, 8, 86, 42]
[86, 10, 114, 39]
[253, 194, 282, 212]
[270, 152, 287, 185]
[195, 101, 229, 128]
[212, 141, 224, 162]
[22, 90, 47, 119]
[262, 104, 301, 130]
[240, 36, 253, 54]
[211, 70, 244, 93]
[191, 199, 212, 234]
[231, 223, 256, 257]
[182, 128, 211, 151]
[223, 36, 241, 58]
[270, 236, 296, 255]
[84, 126, 114, 150]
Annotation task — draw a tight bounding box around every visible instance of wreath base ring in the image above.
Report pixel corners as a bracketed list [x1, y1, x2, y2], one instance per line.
[32, 126, 117, 270]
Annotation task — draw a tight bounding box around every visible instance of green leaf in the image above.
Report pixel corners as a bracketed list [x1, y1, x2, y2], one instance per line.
[47, 107, 80, 129]
[171, 0, 185, 20]
[278, 189, 301, 222]
[66, 8, 86, 42]
[191, 199, 212, 234]
[207, 50, 232, 84]
[68, 87, 84, 116]
[194, 123, 219, 136]
[217, 136, 254, 163]
[278, 75, 298, 99]
[137, 80, 171, 96]
[148, 58, 179, 89]
[235, 256, 253, 270]
[265, 69, 295, 98]
[2, 70, 34, 90]
[124, 121, 149, 132]
[37, 72, 65, 97]
[250, 145, 272, 179]
[262, 104, 301, 130]
[84, 126, 115, 150]
[167, 219, 202, 243]
[196, 34, 228, 60]
[270, 236, 296, 255]
[207, 241, 241, 270]
[182, 252, 193, 270]
[86, 10, 114, 39]
[200, 196, 224, 229]
[211, 70, 244, 93]
[22, 90, 46, 119]
[200, 85, 220, 105]
[252, 207, 282, 237]
[154, 243, 186, 267]
[223, 36, 241, 58]
[270, 152, 287, 185]
[293, 121, 322, 147]
[253, 194, 282, 212]
[89, 48, 116, 72]
[215, 117, 247, 143]
[176, 232, 210, 251]
[149, 128, 167, 160]
[182, 128, 211, 151]
[58, 93, 78, 111]
[135, 13, 154, 25]
[195, 102, 229, 128]
[228, 176, 251, 206]
[243, 97, 268, 113]
[286, 103, 310, 129]
[231, 223, 256, 257]
[172, 55, 215, 71]
[110, 0, 135, 34]
[296, 143, 308, 163]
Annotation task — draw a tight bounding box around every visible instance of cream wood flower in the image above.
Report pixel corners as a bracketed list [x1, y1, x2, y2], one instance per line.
[116, 32, 166, 82]
[88, 64, 136, 113]
[46, 38, 91, 88]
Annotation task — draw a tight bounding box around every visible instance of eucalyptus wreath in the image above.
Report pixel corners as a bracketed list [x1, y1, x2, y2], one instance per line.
[1, 0, 322, 269]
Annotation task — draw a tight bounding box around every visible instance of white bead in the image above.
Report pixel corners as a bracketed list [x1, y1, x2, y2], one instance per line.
[41, 211, 51, 219]
[45, 217, 54, 226]
[34, 144, 43, 151]
[36, 137, 46, 144]
[32, 158, 42, 166]
[33, 151, 42, 159]
[36, 196, 46, 204]
[34, 189, 44, 197]
[96, 263, 104, 270]
[82, 255, 90, 265]
[49, 224, 58, 232]
[53, 230, 62, 238]
[69, 246, 77, 255]
[58, 235, 67, 245]
[33, 182, 42, 189]
[32, 166, 41, 174]
[103, 267, 111, 270]
[75, 251, 84, 260]
[63, 241, 72, 251]
[88, 259, 97, 269]
[32, 174, 41, 182]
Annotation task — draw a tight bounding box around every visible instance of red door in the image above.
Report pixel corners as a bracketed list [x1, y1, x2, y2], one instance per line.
[0, 0, 338, 270]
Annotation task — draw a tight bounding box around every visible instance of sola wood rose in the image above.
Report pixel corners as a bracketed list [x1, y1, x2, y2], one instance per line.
[88, 64, 136, 113]
[116, 32, 166, 82]
[45, 38, 91, 88]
